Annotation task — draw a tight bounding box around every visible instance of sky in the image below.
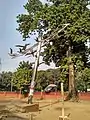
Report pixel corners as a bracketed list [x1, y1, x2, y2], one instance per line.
[0, 0, 90, 72]
[0, 0, 55, 72]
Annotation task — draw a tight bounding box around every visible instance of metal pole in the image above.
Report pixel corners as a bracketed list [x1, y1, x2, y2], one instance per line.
[28, 36, 42, 104]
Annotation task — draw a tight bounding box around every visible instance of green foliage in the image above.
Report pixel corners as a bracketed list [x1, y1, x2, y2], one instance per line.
[13, 61, 32, 89]
[17, 61, 32, 70]
[76, 68, 90, 91]
[1, 66, 90, 92]
[16, 0, 43, 39]
[81, 68, 90, 85]
[0, 71, 13, 91]
[36, 68, 63, 91]
[16, 0, 90, 68]
[16, 0, 90, 93]
[36, 70, 48, 90]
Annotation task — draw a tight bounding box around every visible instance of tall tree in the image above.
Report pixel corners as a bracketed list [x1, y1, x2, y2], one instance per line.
[76, 67, 90, 92]
[36, 70, 48, 91]
[0, 71, 13, 91]
[13, 61, 32, 89]
[16, 0, 90, 100]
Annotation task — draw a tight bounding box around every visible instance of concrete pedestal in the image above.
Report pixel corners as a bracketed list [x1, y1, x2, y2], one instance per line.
[15, 103, 39, 113]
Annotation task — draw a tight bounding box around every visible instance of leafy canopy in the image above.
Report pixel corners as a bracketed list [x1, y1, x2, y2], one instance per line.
[17, 0, 90, 67]
[13, 61, 32, 89]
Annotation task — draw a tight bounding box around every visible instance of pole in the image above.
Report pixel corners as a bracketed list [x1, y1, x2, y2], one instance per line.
[27, 24, 70, 104]
[59, 82, 70, 120]
[11, 79, 13, 92]
[61, 82, 64, 120]
[68, 46, 72, 92]
[28, 36, 42, 104]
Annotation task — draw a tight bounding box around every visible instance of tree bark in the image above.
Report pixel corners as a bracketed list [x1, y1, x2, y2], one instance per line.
[28, 36, 42, 104]
[65, 46, 79, 101]
[65, 61, 79, 101]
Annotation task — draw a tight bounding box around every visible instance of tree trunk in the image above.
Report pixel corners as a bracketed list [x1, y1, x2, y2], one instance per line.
[28, 35, 42, 104]
[65, 45, 79, 102]
[65, 61, 79, 101]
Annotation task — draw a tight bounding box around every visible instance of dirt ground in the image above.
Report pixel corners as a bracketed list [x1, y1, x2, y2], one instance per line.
[0, 97, 90, 120]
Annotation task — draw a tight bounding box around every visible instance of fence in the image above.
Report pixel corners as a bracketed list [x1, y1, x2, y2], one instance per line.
[0, 91, 90, 100]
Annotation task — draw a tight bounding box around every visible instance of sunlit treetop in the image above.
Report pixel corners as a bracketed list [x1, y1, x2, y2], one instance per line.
[16, 0, 90, 66]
